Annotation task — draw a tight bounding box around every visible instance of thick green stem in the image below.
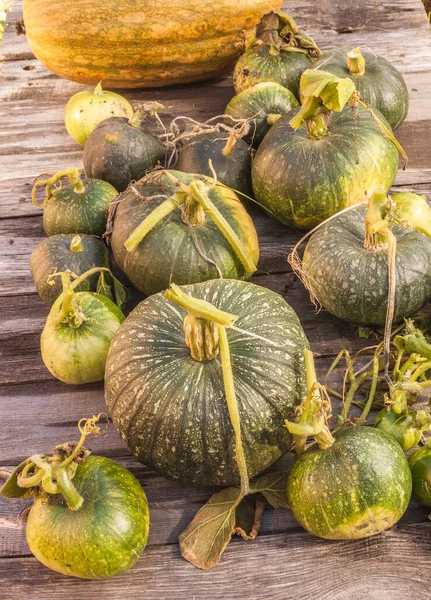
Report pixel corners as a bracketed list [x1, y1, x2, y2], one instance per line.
[347, 48, 366, 76]
[219, 325, 249, 495]
[364, 189, 390, 249]
[32, 168, 85, 208]
[54, 466, 83, 511]
[336, 370, 371, 429]
[182, 196, 206, 226]
[187, 181, 257, 275]
[125, 192, 186, 251]
[305, 114, 327, 140]
[183, 314, 220, 361]
[289, 96, 322, 132]
[165, 284, 237, 326]
[222, 135, 238, 157]
[70, 235, 83, 253]
[383, 231, 397, 377]
[266, 113, 282, 127]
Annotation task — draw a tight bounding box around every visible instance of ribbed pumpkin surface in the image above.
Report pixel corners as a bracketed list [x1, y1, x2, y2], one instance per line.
[105, 279, 309, 486]
[302, 205, 431, 325]
[23, 0, 281, 88]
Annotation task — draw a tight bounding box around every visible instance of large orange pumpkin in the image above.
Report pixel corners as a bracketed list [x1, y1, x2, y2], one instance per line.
[23, 0, 281, 88]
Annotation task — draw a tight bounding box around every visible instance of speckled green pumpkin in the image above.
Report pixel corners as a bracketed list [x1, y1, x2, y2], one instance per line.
[252, 105, 399, 230]
[287, 426, 412, 540]
[175, 132, 253, 197]
[105, 279, 309, 487]
[26, 456, 149, 579]
[302, 203, 431, 325]
[233, 45, 312, 98]
[312, 47, 409, 130]
[41, 292, 125, 384]
[43, 178, 118, 237]
[83, 116, 165, 192]
[225, 82, 299, 147]
[110, 170, 259, 297]
[408, 446, 431, 507]
[30, 234, 110, 304]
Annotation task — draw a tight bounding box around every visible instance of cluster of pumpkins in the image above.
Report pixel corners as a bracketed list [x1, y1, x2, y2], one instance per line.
[4, 6, 431, 581]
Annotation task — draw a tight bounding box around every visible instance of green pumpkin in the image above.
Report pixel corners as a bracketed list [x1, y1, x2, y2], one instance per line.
[83, 115, 165, 192]
[110, 170, 259, 297]
[105, 279, 309, 487]
[26, 456, 149, 579]
[225, 82, 299, 147]
[233, 11, 320, 97]
[408, 446, 431, 507]
[32, 168, 118, 237]
[175, 132, 253, 197]
[41, 270, 125, 384]
[312, 47, 409, 130]
[30, 234, 110, 305]
[302, 202, 431, 325]
[287, 426, 412, 540]
[252, 105, 399, 230]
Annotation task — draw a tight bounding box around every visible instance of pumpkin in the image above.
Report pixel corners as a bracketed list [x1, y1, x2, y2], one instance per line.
[287, 426, 412, 539]
[312, 47, 409, 130]
[22, 0, 281, 88]
[408, 445, 431, 507]
[252, 100, 399, 230]
[83, 116, 165, 192]
[0, 417, 149, 579]
[301, 197, 431, 325]
[175, 132, 253, 197]
[32, 168, 118, 237]
[64, 82, 134, 146]
[233, 10, 320, 98]
[30, 234, 110, 305]
[109, 170, 259, 297]
[105, 279, 309, 488]
[41, 269, 125, 384]
[224, 82, 299, 147]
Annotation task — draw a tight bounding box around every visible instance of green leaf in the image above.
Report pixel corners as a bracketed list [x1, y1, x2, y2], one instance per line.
[249, 471, 289, 509]
[0, 460, 33, 499]
[97, 272, 129, 311]
[179, 486, 243, 570]
[300, 70, 355, 112]
[111, 274, 129, 311]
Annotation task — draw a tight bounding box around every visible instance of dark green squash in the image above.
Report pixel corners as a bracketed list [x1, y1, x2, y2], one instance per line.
[32, 168, 118, 237]
[287, 426, 412, 539]
[312, 47, 409, 130]
[233, 10, 320, 98]
[408, 445, 431, 508]
[0, 417, 149, 579]
[301, 198, 431, 325]
[109, 169, 259, 297]
[252, 103, 399, 230]
[83, 115, 165, 192]
[105, 278, 309, 487]
[175, 132, 253, 197]
[30, 234, 110, 304]
[225, 82, 299, 147]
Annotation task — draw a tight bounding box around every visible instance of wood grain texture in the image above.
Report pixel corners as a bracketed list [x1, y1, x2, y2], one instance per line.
[2, 0, 431, 597]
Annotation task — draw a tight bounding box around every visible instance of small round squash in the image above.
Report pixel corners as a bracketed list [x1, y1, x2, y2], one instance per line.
[83, 116, 165, 192]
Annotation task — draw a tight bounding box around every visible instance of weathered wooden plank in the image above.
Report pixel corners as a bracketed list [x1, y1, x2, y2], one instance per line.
[1, 523, 430, 600]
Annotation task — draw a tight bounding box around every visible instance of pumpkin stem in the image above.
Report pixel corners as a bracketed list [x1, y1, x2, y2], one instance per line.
[347, 48, 366, 76]
[285, 349, 335, 453]
[32, 168, 85, 208]
[93, 81, 104, 96]
[165, 284, 248, 493]
[364, 189, 391, 250]
[266, 113, 283, 127]
[3, 416, 102, 510]
[289, 70, 355, 136]
[70, 235, 83, 253]
[184, 314, 220, 361]
[222, 132, 239, 157]
[253, 10, 321, 58]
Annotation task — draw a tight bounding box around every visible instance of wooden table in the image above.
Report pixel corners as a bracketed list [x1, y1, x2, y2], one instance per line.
[2, 1, 431, 598]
